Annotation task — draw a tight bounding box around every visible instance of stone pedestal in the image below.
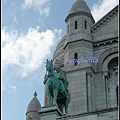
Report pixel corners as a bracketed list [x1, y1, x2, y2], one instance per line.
[38, 105, 63, 120]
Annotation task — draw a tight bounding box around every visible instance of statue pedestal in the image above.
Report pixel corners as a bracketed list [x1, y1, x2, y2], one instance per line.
[38, 105, 63, 120]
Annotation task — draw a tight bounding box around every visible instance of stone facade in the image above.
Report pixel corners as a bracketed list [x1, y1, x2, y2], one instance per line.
[26, 0, 118, 120]
[57, 107, 118, 120]
[52, 0, 118, 119]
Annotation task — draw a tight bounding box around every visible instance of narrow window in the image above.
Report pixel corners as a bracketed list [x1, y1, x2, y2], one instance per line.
[67, 25, 69, 34]
[74, 53, 78, 66]
[75, 21, 77, 29]
[116, 86, 118, 106]
[85, 20, 87, 29]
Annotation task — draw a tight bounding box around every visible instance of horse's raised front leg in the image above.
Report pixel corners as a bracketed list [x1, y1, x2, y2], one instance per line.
[53, 89, 58, 106]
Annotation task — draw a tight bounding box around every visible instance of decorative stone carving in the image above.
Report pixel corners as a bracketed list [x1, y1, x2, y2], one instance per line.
[108, 67, 118, 87]
[91, 5, 118, 33]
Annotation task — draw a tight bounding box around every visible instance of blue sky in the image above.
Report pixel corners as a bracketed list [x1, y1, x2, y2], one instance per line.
[1, 0, 118, 120]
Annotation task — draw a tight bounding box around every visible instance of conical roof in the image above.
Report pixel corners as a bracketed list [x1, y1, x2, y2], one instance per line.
[26, 92, 41, 114]
[69, 0, 91, 14]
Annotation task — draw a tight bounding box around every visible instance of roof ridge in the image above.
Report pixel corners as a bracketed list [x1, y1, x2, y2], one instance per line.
[91, 5, 118, 33]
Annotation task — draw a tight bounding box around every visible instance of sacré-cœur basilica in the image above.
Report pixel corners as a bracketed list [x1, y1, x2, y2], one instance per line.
[26, 0, 118, 120]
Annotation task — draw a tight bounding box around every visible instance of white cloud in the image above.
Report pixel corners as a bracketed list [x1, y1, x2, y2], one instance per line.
[91, 0, 118, 21]
[22, 0, 51, 17]
[2, 26, 62, 77]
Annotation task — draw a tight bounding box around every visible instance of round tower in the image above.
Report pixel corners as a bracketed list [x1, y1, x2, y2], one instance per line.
[65, 0, 95, 39]
[53, 0, 95, 67]
[64, 0, 95, 65]
[53, 0, 96, 115]
[26, 92, 41, 120]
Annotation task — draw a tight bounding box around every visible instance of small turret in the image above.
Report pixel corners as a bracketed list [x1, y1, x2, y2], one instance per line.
[64, 0, 95, 66]
[26, 92, 41, 120]
[65, 0, 95, 43]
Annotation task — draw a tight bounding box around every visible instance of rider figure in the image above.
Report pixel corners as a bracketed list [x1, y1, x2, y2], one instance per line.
[54, 66, 66, 94]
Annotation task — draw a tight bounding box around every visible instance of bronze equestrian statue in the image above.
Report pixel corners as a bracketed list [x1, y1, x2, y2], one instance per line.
[45, 59, 71, 115]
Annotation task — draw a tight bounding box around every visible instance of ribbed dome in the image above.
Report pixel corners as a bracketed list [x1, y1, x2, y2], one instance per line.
[53, 35, 66, 67]
[69, 0, 91, 14]
[26, 92, 41, 113]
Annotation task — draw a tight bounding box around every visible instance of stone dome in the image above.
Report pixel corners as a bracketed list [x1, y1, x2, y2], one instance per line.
[26, 92, 41, 114]
[69, 0, 91, 14]
[53, 35, 66, 67]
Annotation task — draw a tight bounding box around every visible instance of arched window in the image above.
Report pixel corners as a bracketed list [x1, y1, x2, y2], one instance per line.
[75, 21, 77, 29]
[85, 20, 87, 29]
[74, 53, 78, 66]
[67, 25, 69, 34]
[107, 57, 118, 107]
[108, 57, 118, 77]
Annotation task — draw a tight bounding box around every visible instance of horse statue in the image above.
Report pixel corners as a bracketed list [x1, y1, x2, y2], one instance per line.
[45, 59, 71, 115]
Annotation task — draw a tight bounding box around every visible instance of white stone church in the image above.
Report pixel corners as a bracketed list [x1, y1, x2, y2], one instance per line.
[26, 0, 119, 120]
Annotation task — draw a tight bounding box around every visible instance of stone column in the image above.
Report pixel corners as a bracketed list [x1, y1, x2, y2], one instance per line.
[39, 106, 63, 120]
[86, 72, 92, 112]
[104, 75, 109, 108]
[91, 75, 95, 111]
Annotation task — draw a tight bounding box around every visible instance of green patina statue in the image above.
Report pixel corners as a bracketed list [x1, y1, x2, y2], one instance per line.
[54, 66, 67, 93]
[45, 59, 71, 115]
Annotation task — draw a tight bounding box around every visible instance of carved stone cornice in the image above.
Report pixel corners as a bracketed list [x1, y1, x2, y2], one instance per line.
[65, 11, 95, 23]
[63, 39, 93, 56]
[63, 39, 93, 50]
[91, 5, 118, 33]
[93, 37, 118, 48]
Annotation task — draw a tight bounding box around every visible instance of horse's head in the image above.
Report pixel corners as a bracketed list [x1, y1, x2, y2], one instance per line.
[46, 59, 54, 76]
